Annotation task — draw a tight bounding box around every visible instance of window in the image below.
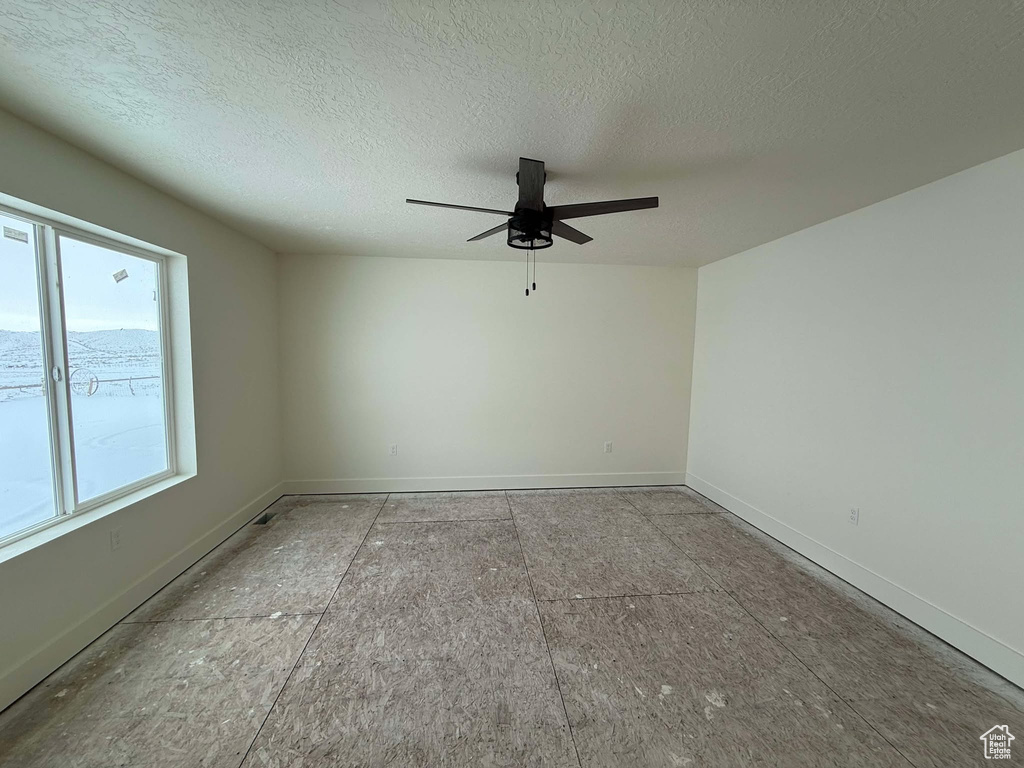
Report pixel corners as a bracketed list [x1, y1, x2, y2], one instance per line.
[0, 212, 54, 537]
[59, 236, 170, 502]
[0, 205, 175, 544]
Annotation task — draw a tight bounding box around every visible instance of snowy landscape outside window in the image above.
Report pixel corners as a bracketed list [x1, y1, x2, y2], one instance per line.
[0, 205, 175, 543]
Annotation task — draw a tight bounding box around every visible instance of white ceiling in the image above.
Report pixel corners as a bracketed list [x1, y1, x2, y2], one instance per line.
[1, 1, 1023, 266]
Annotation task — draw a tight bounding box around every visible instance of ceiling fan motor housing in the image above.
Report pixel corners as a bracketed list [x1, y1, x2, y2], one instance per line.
[508, 208, 553, 249]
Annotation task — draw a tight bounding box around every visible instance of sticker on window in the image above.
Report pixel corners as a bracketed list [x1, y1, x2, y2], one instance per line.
[112, 268, 129, 283]
[3, 226, 29, 243]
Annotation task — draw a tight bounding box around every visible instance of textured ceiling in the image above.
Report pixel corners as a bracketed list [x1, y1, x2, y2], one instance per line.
[1, 1, 1023, 266]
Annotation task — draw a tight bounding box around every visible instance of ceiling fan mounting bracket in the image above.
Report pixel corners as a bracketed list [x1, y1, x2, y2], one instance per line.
[516, 170, 547, 186]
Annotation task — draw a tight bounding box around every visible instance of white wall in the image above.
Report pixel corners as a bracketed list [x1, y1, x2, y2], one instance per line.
[687, 148, 1024, 686]
[0, 109, 283, 709]
[280, 255, 696, 491]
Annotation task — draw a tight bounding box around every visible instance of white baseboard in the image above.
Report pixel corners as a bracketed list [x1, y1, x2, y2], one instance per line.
[685, 473, 1024, 689]
[284, 471, 687, 495]
[0, 482, 285, 712]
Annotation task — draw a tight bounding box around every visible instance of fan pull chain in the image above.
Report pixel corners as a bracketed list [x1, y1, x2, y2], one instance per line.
[532, 249, 537, 291]
[525, 247, 530, 296]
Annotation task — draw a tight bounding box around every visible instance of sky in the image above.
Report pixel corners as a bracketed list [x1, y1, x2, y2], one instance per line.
[1, 212, 159, 333]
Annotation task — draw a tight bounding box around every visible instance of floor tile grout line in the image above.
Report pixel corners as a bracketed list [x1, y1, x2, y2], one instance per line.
[614, 487, 644, 512]
[615, 488, 726, 581]
[120, 612, 323, 625]
[504, 490, 584, 768]
[681, 504, 1024, 701]
[610, 487, 653, 519]
[614, 487, 724, 518]
[0, 495, 296, 723]
[720, 584, 918, 768]
[737, 594, 917, 765]
[536, 589, 717, 603]
[647, 511, 722, 516]
[117, 494, 289, 627]
[236, 492, 391, 768]
[639, 509, 918, 768]
[375, 516, 511, 525]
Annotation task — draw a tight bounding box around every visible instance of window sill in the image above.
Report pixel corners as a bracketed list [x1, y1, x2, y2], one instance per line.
[0, 470, 195, 565]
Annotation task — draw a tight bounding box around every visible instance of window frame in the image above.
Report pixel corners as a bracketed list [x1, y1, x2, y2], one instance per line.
[0, 201, 177, 546]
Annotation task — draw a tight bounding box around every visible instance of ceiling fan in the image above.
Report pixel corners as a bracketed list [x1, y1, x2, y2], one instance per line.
[407, 157, 658, 295]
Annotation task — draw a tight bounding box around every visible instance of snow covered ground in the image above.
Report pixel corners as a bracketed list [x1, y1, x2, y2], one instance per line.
[1, 329, 166, 539]
[0, 396, 53, 537]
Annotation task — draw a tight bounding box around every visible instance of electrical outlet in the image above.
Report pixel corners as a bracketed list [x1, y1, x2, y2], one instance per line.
[109, 528, 122, 551]
[849, 507, 860, 526]
[389, 443, 398, 456]
[604, 441, 613, 454]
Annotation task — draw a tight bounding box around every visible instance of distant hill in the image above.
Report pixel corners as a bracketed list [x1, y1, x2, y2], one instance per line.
[66, 328, 160, 359]
[1, 329, 161, 399]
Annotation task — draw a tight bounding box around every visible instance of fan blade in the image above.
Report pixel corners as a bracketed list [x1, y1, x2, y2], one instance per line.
[467, 222, 509, 242]
[517, 157, 545, 211]
[551, 220, 593, 244]
[406, 199, 512, 216]
[548, 196, 658, 220]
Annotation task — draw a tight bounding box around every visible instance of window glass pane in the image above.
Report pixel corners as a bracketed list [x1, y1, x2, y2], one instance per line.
[0, 213, 56, 538]
[59, 236, 168, 503]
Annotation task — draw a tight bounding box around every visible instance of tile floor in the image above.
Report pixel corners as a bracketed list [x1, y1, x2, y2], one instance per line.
[0, 487, 1021, 767]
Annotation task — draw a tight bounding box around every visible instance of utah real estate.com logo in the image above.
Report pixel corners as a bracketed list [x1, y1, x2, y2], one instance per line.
[980, 725, 1015, 760]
